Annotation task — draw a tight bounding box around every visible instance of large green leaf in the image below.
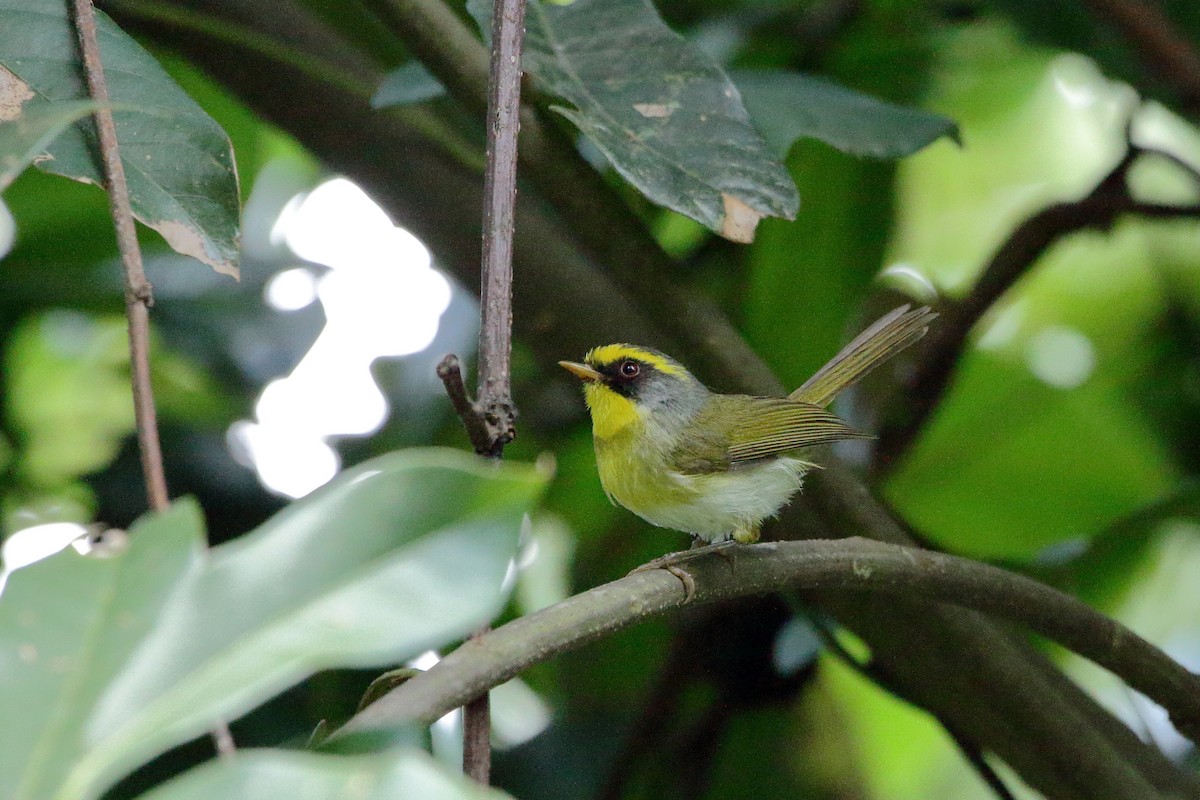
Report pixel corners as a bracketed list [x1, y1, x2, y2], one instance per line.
[468, 0, 797, 243]
[139, 749, 511, 800]
[733, 71, 959, 159]
[0, 1, 240, 277]
[0, 448, 545, 800]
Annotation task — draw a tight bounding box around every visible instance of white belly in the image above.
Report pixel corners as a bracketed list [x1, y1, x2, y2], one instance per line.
[635, 457, 810, 542]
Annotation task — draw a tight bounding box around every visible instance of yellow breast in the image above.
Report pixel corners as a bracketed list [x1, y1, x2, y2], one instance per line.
[584, 384, 698, 516]
[583, 382, 640, 439]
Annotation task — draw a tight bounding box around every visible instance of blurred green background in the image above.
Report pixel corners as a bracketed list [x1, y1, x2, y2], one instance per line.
[2, 0, 1199, 798]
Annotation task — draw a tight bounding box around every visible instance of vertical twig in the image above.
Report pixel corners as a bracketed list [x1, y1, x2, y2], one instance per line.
[71, 0, 235, 758]
[475, 0, 523, 458]
[71, 0, 169, 514]
[433, 0, 526, 784]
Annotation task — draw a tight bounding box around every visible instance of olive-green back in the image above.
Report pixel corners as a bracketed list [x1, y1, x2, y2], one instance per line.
[669, 305, 935, 474]
[671, 394, 868, 473]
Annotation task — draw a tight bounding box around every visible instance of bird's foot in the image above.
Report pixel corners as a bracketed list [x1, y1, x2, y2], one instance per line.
[629, 541, 739, 603]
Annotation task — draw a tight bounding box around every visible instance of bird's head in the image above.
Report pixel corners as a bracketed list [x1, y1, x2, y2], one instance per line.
[559, 344, 707, 439]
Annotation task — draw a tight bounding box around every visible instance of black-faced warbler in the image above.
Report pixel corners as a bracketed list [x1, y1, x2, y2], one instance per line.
[560, 305, 935, 545]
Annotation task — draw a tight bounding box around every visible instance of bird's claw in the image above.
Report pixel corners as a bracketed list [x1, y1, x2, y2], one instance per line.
[628, 541, 739, 603]
[664, 565, 697, 602]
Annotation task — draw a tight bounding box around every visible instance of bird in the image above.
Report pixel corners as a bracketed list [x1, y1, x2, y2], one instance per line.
[559, 305, 935, 545]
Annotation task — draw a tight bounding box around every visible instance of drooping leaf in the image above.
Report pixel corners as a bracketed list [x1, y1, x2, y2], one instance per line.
[0, 448, 545, 800]
[139, 749, 512, 800]
[0, 1, 240, 277]
[372, 62, 446, 108]
[467, 0, 798, 243]
[732, 70, 960, 159]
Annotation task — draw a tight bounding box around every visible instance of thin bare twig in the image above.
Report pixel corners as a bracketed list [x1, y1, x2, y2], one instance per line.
[72, 0, 169, 514]
[427, 0, 526, 781]
[71, 0, 235, 757]
[436, 355, 492, 454]
[474, 0, 523, 458]
[876, 139, 1200, 466]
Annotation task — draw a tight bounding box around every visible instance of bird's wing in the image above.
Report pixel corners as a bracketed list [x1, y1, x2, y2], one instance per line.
[790, 304, 937, 408]
[726, 398, 870, 463]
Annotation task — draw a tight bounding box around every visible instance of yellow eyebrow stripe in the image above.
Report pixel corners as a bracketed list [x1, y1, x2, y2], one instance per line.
[584, 344, 687, 377]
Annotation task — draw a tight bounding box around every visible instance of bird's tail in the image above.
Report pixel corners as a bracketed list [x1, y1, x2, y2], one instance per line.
[789, 304, 937, 408]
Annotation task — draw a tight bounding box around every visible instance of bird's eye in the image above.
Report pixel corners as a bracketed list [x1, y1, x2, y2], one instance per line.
[619, 360, 640, 378]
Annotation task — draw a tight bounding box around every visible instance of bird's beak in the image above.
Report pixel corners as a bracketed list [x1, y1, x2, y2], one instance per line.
[559, 360, 603, 382]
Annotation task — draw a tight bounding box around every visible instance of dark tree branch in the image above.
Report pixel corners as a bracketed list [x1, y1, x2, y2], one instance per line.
[72, 0, 170, 515]
[877, 139, 1200, 465]
[812, 614, 1016, 800]
[1080, 0, 1200, 114]
[333, 538, 1200, 744]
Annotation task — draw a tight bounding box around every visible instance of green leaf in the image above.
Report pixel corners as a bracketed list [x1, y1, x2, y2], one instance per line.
[468, 0, 797, 242]
[0, 448, 545, 800]
[139, 749, 513, 800]
[0, 502, 199, 800]
[0, 99, 98, 189]
[732, 70, 959, 159]
[372, 62, 446, 108]
[0, 1, 241, 277]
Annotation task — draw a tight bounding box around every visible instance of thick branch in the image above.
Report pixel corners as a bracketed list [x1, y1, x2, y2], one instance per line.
[334, 538, 1200, 743]
[72, 0, 170, 514]
[877, 145, 1200, 464]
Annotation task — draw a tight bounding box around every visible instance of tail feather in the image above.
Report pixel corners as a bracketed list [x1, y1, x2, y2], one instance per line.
[789, 305, 937, 407]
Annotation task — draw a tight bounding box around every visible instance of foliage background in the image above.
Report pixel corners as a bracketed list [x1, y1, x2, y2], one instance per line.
[1, 0, 1199, 798]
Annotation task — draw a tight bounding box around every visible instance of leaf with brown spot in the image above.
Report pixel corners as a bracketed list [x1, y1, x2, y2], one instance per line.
[0, 64, 34, 123]
[720, 194, 763, 243]
[0, 3, 241, 278]
[467, 0, 798, 242]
